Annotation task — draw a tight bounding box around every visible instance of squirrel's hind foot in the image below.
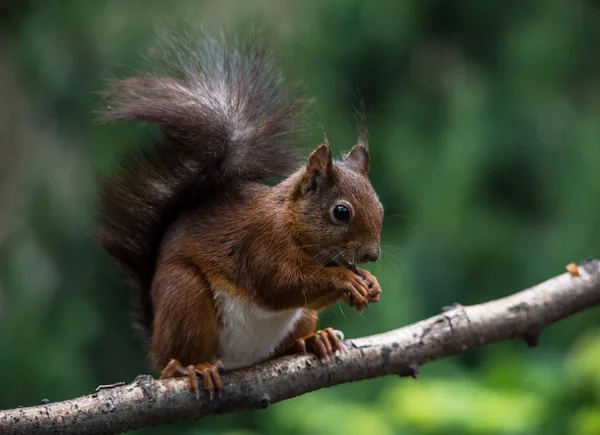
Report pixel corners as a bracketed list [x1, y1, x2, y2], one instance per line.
[293, 327, 343, 361]
[159, 358, 223, 400]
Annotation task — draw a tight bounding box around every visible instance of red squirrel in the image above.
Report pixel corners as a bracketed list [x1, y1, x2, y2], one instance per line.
[96, 32, 384, 399]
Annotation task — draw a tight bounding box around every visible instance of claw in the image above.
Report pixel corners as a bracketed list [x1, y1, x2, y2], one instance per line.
[320, 331, 333, 356]
[213, 359, 225, 373]
[212, 367, 224, 398]
[295, 338, 307, 354]
[314, 334, 328, 359]
[331, 329, 344, 341]
[323, 327, 343, 353]
[159, 358, 223, 400]
[196, 365, 215, 400]
[294, 327, 343, 361]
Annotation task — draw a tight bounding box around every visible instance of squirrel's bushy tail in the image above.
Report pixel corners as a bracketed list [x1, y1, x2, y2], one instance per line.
[96, 32, 307, 336]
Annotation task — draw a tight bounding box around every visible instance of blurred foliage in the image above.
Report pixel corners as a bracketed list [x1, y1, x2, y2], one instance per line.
[1, 0, 599, 434]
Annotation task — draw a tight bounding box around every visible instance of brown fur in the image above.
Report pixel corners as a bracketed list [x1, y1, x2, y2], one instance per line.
[148, 145, 383, 371]
[96, 30, 384, 374]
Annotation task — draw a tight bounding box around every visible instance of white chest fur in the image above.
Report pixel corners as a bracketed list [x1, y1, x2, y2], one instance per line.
[215, 291, 303, 370]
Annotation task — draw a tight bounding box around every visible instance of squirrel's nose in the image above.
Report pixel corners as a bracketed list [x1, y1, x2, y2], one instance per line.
[358, 245, 380, 264]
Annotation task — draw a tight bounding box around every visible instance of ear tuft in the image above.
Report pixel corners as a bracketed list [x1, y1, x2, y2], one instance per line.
[344, 144, 370, 175]
[307, 143, 332, 177]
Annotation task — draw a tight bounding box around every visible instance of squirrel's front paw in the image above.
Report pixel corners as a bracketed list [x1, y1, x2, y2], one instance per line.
[339, 268, 382, 312]
[339, 270, 370, 312]
[359, 269, 382, 303]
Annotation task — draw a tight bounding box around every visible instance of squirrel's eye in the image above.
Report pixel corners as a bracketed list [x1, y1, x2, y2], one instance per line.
[332, 204, 351, 224]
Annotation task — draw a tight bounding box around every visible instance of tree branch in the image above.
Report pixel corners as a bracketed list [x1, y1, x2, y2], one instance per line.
[3, 259, 600, 435]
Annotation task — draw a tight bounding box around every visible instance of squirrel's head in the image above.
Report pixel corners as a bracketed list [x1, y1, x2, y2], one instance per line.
[290, 140, 384, 268]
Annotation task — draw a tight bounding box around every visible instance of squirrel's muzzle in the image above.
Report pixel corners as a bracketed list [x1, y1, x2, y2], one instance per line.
[357, 243, 381, 264]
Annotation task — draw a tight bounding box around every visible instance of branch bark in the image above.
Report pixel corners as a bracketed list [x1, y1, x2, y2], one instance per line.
[3, 259, 600, 435]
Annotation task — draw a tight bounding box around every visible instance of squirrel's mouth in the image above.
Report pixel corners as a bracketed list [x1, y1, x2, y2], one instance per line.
[328, 254, 363, 278]
[336, 256, 358, 273]
[315, 247, 362, 278]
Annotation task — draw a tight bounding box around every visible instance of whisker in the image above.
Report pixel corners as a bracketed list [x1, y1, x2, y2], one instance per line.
[295, 242, 330, 249]
[381, 202, 410, 213]
[380, 250, 406, 275]
[383, 213, 412, 221]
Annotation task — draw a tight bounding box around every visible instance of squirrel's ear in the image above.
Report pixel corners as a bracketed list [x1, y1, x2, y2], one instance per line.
[307, 143, 333, 179]
[344, 144, 370, 176]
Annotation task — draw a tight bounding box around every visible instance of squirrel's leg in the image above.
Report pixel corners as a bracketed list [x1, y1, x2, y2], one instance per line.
[151, 263, 223, 400]
[274, 309, 343, 360]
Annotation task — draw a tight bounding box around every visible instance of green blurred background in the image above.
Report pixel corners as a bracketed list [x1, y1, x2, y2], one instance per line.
[1, 1, 600, 434]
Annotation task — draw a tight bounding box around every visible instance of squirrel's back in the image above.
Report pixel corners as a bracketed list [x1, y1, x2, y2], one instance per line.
[96, 32, 308, 335]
